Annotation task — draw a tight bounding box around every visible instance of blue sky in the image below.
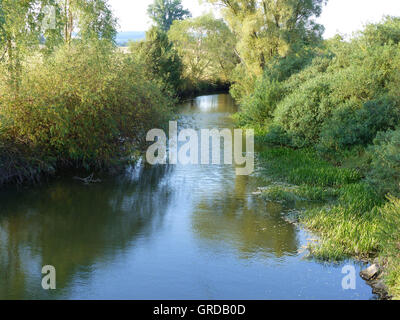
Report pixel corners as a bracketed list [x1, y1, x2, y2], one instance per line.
[109, 0, 400, 38]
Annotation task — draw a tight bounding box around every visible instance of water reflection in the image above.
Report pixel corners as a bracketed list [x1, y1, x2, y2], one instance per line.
[0, 94, 374, 300]
[0, 165, 172, 299]
[192, 185, 299, 259]
[181, 94, 298, 258]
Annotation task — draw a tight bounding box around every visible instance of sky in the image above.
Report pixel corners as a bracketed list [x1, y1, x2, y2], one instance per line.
[108, 0, 400, 38]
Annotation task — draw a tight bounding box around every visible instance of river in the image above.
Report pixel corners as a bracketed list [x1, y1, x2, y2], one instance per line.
[0, 94, 375, 299]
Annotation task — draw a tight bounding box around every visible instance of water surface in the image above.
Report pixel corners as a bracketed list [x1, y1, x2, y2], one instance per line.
[0, 94, 375, 299]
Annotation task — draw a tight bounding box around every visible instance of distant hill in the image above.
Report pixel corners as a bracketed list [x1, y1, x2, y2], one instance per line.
[116, 31, 146, 47]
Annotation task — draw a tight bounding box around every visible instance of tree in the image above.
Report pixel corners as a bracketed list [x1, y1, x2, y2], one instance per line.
[129, 26, 183, 95]
[147, 0, 191, 32]
[206, 0, 326, 76]
[168, 13, 238, 83]
[53, 0, 117, 45]
[0, 0, 117, 88]
[0, 0, 45, 89]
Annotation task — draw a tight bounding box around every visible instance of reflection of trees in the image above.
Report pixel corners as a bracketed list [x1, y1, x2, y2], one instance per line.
[183, 94, 237, 114]
[192, 174, 299, 259]
[0, 165, 173, 299]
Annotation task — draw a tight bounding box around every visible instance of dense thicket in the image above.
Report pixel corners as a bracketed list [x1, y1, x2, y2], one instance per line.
[219, 7, 400, 296]
[234, 17, 400, 196]
[0, 0, 175, 185]
[129, 26, 184, 97]
[206, 0, 326, 101]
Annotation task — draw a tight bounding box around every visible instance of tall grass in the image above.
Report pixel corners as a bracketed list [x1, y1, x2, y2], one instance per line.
[260, 146, 400, 298]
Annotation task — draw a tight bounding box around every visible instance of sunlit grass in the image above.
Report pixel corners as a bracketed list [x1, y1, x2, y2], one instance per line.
[301, 206, 382, 261]
[259, 146, 400, 298]
[260, 147, 361, 187]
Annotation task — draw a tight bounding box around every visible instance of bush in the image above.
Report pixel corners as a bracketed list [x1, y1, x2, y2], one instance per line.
[318, 97, 400, 154]
[368, 128, 400, 197]
[273, 74, 334, 146]
[129, 27, 183, 96]
[234, 78, 283, 127]
[362, 16, 400, 46]
[263, 125, 294, 146]
[0, 43, 174, 184]
[237, 19, 400, 150]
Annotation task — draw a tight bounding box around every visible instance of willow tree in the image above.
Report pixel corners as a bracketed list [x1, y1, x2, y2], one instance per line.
[54, 0, 117, 45]
[0, 0, 117, 89]
[207, 0, 326, 76]
[0, 0, 46, 89]
[168, 14, 238, 83]
[147, 0, 191, 32]
[129, 26, 183, 95]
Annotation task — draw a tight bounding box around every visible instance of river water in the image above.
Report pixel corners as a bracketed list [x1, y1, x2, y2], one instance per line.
[0, 94, 375, 299]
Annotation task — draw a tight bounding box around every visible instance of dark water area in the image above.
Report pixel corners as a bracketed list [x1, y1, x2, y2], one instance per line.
[0, 94, 375, 299]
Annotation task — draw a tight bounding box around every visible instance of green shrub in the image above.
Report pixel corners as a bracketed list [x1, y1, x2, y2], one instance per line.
[234, 78, 283, 127]
[273, 74, 334, 146]
[362, 16, 400, 46]
[0, 43, 174, 183]
[263, 125, 294, 146]
[368, 128, 400, 197]
[318, 97, 400, 154]
[129, 27, 183, 96]
[238, 19, 400, 150]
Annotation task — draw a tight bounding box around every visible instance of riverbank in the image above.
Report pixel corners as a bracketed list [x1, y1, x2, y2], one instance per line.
[0, 93, 376, 299]
[256, 146, 400, 299]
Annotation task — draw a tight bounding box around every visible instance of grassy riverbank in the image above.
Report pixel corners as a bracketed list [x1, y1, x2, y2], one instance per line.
[258, 146, 400, 299]
[229, 16, 400, 299]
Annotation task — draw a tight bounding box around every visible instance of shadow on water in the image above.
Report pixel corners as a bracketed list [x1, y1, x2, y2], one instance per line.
[0, 164, 173, 299]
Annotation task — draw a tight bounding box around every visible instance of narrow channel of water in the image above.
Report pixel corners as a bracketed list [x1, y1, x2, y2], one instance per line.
[0, 94, 375, 299]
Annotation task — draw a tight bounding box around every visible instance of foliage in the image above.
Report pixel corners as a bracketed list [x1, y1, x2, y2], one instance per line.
[53, 0, 118, 45]
[147, 0, 191, 32]
[0, 42, 174, 184]
[0, 0, 118, 90]
[361, 16, 400, 46]
[233, 77, 284, 127]
[274, 72, 333, 146]
[0, 0, 174, 185]
[318, 97, 400, 154]
[129, 26, 183, 96]
[236, 17, 400, 151]
[168, 13, 238, 91]
[368, 129, 400, 197]
[232, 15, 400, 298]
[379, 196, 400, 299]
[206, 0, 326, 101]
[207, 0, 326, 76]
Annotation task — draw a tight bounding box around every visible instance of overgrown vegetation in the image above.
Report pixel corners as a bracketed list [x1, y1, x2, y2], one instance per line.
[129, 2, 237, 97]
[168, 13, 238, 96]
[0, 0, 175, 185]
[223, 10, 400, 298]
[2, 0, 400, 299]
[258, 147, 400, 298]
